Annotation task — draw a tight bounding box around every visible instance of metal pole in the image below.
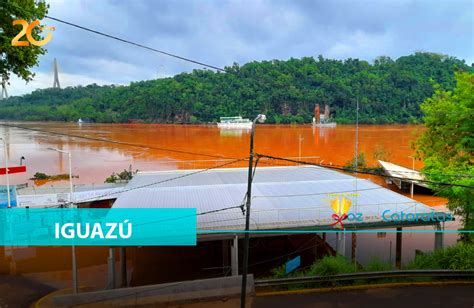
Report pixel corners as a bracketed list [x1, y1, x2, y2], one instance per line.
[108, 247, 116, 289]
[389, 240, 392, 265]
[298, 134, 303, 160]
[231, 236, 239, 276]
[1, 138, 11, 208]
[410, 156, 415, 199]
[120, 247, 127, 287]
[396, 227, 402, 269]
[68, 152, 73, 201]
[354, 99, 359, 211]
[240, 117, 258, 308]
[354, 99, 359, 173]
[49, 148, 78, 293]
[68, 152, 78, 294]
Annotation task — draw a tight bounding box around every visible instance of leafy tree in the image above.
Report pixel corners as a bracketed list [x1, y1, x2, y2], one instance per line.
[416, 72, 474, 237]
[0, 0, 49, 83]
[104, 165, 137, 183]
[344, 152, 367, 171]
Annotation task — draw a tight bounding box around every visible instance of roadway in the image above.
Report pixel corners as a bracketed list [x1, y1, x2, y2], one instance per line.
[254, 284, 474, 308]
[0, 274, 55, 308]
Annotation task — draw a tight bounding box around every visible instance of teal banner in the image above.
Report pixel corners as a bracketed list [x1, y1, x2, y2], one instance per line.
[0, 208, 196, 246]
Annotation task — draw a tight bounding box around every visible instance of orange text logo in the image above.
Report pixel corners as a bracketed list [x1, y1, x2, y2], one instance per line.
[11, 20, 54, 47]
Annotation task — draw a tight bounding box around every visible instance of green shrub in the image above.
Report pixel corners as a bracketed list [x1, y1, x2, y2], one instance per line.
[344, 153, 367, 171]
[305, 255, 358, 276]
[365, 258, 394, 272]
[32, 172, 48, 180]
[270, 264, 287, 279]
[267, 243, 474, 291]
[360, 258, 397, 284]
[104, 165, 137, 183]
[407, 242, 474, 270]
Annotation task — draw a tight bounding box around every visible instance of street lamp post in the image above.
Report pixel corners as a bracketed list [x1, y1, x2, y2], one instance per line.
[298, 134, 304, 160]
[0, 138, 10, 208]
[48, 148, 78, 293]
[240, 114, 266, 308]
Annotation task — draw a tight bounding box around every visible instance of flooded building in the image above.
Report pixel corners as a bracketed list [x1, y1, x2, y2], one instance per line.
[0, 166, 453, 289]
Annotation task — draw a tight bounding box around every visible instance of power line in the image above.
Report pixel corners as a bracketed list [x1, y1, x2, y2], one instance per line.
[84, 235, 334, 306]
[4, 13, 471, 183]
[251, 187, 382, 200]
[246, 236, 338, 269]
[74, 158, 247, 204]
[358, 167, 474, 179]
[9, 15, 469, 186]
[45, 16, 226, 72]
[177, 190, 425, 230]
[257, 154, 474, 189]
[7, 121, 470, 181]
[258, 156, 473, 179]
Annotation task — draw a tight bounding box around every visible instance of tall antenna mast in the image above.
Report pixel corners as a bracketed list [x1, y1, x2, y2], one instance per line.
[53, 58, 61, 88]
[1, 78, 8, 99]
[354, 98, 359, 174]
[352, 97, 359, 264]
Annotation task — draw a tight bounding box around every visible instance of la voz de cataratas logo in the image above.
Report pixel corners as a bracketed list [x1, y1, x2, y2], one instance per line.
[328, 193, 453, 228]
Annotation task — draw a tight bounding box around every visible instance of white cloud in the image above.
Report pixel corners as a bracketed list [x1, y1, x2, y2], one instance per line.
[327, 31, 394, 60]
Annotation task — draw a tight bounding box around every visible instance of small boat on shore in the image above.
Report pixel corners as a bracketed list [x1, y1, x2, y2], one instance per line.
[217, 116, 253, 129]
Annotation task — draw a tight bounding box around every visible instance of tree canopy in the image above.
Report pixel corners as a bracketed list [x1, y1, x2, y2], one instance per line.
[416, 72, 474, 234]
[0, 0, 49, 83]
[0, 52, 472, 124]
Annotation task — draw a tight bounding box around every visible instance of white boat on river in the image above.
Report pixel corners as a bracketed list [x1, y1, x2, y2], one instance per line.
[217, 116, 253, 129]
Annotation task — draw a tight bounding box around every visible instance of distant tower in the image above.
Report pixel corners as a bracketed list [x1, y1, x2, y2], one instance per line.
[314, 104, 320, 124]
[1, 78, 8, 99]
[324, 104, 330, 120]
[53, 58, 61, 88]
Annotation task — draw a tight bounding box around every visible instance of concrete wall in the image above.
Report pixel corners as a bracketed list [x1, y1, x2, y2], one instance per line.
[53, 275, 255, 307]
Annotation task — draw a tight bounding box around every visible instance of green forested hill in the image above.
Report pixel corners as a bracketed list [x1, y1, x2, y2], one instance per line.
[1, 52, 472, 124]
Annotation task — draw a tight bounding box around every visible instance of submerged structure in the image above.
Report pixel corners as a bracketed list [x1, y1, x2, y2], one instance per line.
[1, 166, 451, 288]
[378, 160, 430, 191]
[312, 104, 336, 127]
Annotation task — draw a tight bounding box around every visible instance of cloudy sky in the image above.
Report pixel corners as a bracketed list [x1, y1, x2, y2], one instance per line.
[7, 0, 474, 96]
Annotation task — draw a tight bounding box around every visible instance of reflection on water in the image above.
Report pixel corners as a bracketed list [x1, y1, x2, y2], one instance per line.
[219, 128, 245, 137]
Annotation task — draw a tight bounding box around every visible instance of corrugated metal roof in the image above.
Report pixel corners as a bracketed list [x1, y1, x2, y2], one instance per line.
[113, 166, 442, 232]
[126, 166, 349, 188]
